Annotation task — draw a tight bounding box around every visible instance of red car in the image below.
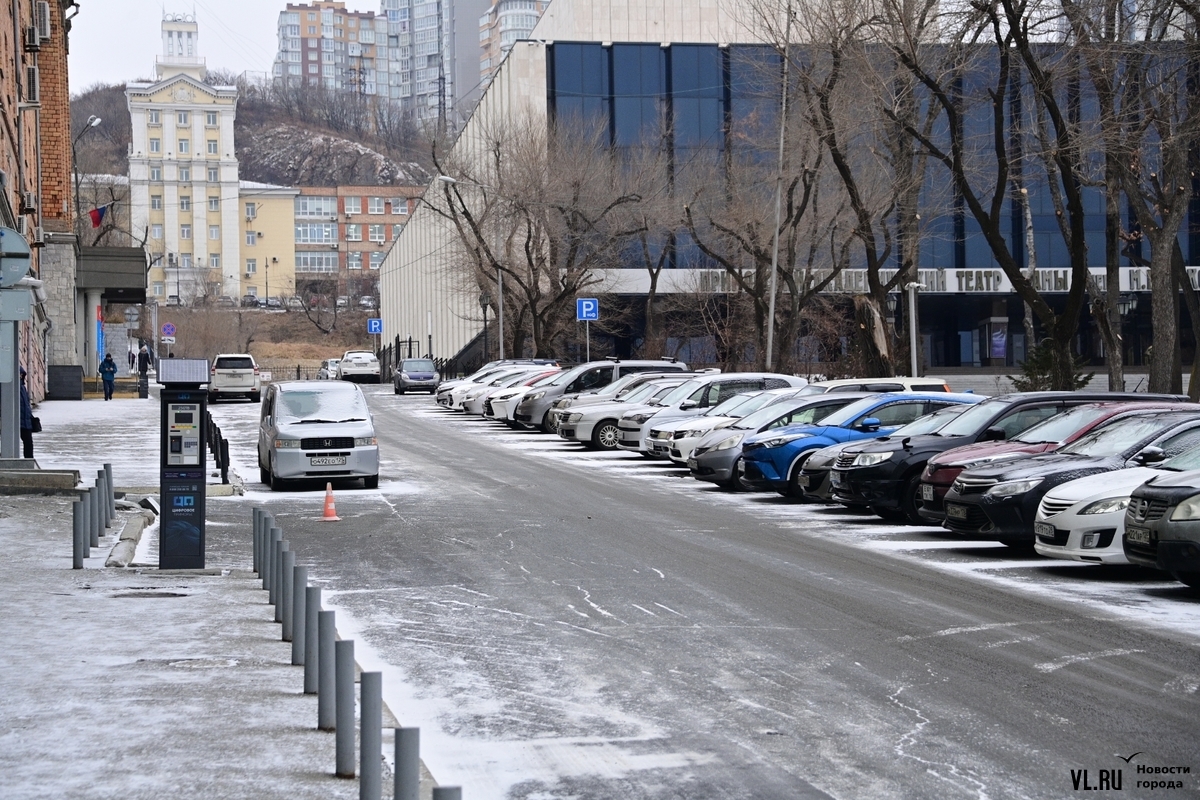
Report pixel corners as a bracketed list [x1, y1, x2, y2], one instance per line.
[917, 402, 1191, 526]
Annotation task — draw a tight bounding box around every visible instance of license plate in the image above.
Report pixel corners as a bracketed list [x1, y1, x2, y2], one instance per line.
[797, 474, 810, 488]
[1034, 522, 1055, 538]
[310, 456, 347, 466]
[687, 458, 697, 470]
[1126, 525, 1152, 544]
[921, 484, 934, 502]
[945, 502, 969, 520]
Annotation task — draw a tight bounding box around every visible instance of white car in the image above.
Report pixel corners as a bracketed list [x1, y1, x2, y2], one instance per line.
[336, 351, 381, 383]
[316, 359, 340, 380]
[1033, 447, 1200, 564]
[558, 379, 690, 449]
[651, 388, 809, 463]
[487, 373, 564, 424]
[208, 353, 262, 403]
[447, 366, 545, 411]
[462, 369, 557, 415]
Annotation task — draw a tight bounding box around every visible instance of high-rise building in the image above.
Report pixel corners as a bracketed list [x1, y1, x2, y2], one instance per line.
[478, 0, 549, 88]
[127, 13, 242, 303]
[274, 1, 382, 96]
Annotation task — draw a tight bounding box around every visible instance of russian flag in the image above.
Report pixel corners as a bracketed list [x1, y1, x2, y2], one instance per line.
[88, 206, 107, 228]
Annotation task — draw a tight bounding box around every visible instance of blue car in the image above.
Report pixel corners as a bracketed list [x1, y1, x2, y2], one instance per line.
[739, 392, 984, 497]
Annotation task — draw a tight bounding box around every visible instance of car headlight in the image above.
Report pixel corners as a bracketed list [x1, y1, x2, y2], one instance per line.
[1170, 494, 1200, 521]
[399, 371, 409, 378]
[852, 452, 892, 467]
[758, 432, 812, 448]
[985, 478, 1043, 498]
[713, 433, 745, 451]
[566, 413, 583, 424]
[354, 437, 377, 447]
[1079, 496, 1129, 515]
[274, 438, 300, 448]
[628, 413, 655, 424]
[527, 391, 545, 401]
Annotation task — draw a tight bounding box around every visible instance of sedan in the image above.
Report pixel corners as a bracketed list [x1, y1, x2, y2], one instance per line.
[1123, 469, 1200, 591]
[558, 379, 691, 450]
[649, 388, 806, 462]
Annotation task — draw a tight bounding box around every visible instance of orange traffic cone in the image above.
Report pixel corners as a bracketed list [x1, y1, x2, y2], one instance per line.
[321, 482, 340, 521]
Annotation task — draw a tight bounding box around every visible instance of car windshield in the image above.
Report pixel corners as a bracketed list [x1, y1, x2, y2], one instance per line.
[620, 382, 673, 404]
[818, 396, 900, 427]
[278, 384, 370, 423]
[891, 404, 969, 437]
[934, 398, 1012, 437]
[793, 385, 828, 395]
[704, 391, 764, 417]
[548, 364, 591, 386]
[1059, 415, 1182, 456]
[657, 379, 705, 406]
[493, 372, 534, 387]
[529, 372, 561, 387]
[402, 359, 435, 371]
[1011, 404, 1112, 444]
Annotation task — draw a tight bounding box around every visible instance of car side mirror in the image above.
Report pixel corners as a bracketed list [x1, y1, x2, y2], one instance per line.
[1133, 446, 1166, 465]
[680, 400, 698, 410]
[858, 417, 881, 432]
[981, 427, 1006, 442]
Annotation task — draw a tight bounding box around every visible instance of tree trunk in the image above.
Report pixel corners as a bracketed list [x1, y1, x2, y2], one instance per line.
[1047, 332, 1077, 391]
[1148, 231, 1179, 394]
[1171, 243, 1197, 399]
[1103, 156, 1125, 390]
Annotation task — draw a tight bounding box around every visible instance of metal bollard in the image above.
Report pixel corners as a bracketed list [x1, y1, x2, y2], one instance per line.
[274, 541, 289, 623]
[305, 587, 322, 692]
[317, 610, 336, 728]
[292, 566, 308, 665]
[432, 788, 462, 800]
[281, 549, 296, 639]
[395, 727, 420, 800]
[267, 527, 281, 595]
[361, 672, 382, 799]
[335, 639, 356, 777]
[72, 498, 86, 569]
[99, 470, 113, 528]
[104, 463, 115, 520]
[88, 487, 100, 548]
[252, 509, 262, 573]
[96, 471, 108, 528]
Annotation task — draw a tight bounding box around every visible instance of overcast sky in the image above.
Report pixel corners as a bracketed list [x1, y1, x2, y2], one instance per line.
[68, 1, 280, 92]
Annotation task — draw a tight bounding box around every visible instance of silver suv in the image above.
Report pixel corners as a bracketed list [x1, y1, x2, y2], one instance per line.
[513, 358, 689, 433]
[208, 353, 262, 403]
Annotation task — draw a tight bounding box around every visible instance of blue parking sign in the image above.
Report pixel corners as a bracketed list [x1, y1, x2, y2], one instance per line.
[367, 318, 383, 335]
[576, 298, 599, 321]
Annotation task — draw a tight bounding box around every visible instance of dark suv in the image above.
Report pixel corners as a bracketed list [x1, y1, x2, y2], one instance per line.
[1123, 465, 1200, 591]
[828, 392, 1187, 525]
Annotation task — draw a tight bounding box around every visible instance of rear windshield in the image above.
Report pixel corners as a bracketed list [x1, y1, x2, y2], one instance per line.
[344, 352, 377, 362]
[215, 357, 253, 370]
[277, 385, 370, 422]
[402, 359, 435, 371]
[1011, 404, 1112, 444]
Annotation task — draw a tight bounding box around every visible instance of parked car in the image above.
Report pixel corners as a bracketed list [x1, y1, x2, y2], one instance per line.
[547, 370, 705, 432]
[741, 392, 981, 497]
[1123, 468, 1200, 591]
[461, 368, 560, 415]
[940, 411, 1200, 546]
[316, 359, 340, 380]
[799, 403, 974, 503]
[393, 357, 440, 394]
[336, 350, 381, 383]
[208, 353, 262, 403]
[436, 359, 559, 397]
[616, 373, 809, 456]
[359, 296, 377, 310]
[486, 372, 566, 424]
[688, 393, 872, 490]
[437, 364, 546, 408]
[558, 378, 694, 449]
[214, 295, 236, 308]
[794, 377, 952, 395]
[652, 387, 810, 463]
[241, 294, 260, 308]
[257, 380, 378, 490]
[513, 358, 690, 433]
[1033, 446, 1200, 566]
[336, 296, 349, 308]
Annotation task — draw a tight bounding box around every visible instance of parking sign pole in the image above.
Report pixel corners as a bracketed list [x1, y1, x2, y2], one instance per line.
[586, 320, 590, 362]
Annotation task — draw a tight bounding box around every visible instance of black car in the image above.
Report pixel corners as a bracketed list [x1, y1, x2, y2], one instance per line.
[1123, 466, 1200, 591]
[827, 391, 1187, 525]
[941, 411, 1200, 546]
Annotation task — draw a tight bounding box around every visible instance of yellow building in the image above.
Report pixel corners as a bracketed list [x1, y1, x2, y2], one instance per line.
[239, 183, 299, 303]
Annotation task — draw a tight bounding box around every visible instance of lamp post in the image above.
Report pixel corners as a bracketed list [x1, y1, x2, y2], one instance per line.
[479, 291, 491, 362]
[905, 282, 926, 377]
[765, 3, 793, 370]
[438, 175, 505, 359]
[72, 115, 103, 228]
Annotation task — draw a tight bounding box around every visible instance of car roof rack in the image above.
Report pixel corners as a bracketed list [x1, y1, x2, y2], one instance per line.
[605, 356, 621, 362]
[660, 356, 677, 362]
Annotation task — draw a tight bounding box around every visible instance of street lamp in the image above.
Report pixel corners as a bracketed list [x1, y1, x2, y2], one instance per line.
[438, 174, 504, 359]
[1117, 293, 1135, 317]
[479, 291, 492, 362]
[905, 282, 926, 377]
[72, 115, 103, 227]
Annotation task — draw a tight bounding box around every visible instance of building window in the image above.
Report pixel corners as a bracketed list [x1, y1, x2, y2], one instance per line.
[153, 282, 164, 296]
[208, 196, 219, 211]
[150, 167, 162, 181]
[208, 167, 219, 182]
[181, 253, 192, 268]
[180, 224, 192, 240]
[294, 222, 338, 243]
[245, 203, 257, 219]
[245, 258, 257, 274]
[308, 25, 316, 34]
[151, 195, 162, 210]
[344, 196, 361, 214]
[368, 224, 385, 242]
[149, 138, 161, 153]
[179, 196, 191, 211]
[209, 225, 220, 240]
[308, 64, 319, 74]
[206, 111, 217, 126]
[368, 196, 384, 214]
[348, 251, 363, 270]
[294, 196, 337, 217]
[179, 166, 191, 181]
[369, 251, 384, 269]
[346, 223, 362, 241]
[295, 251, 339, 272]
[391, 197, 408, 214]
[247, 285, 258, 297]
[207, 140, 218, 155]
[178, 139, 190, 154]
[392, 223, 402, 238]
[151, 224, 163, 239]
[148, 110, 160, 124]
[177, 111, 189, 125]
[245, 231, 257, 246]
[209, 253, 220, 268]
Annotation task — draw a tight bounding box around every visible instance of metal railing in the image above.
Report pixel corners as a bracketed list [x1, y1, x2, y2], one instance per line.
[205, 411, 230, 485]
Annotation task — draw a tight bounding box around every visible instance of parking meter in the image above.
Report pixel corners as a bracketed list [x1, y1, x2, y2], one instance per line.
[157, 359, 209, 569]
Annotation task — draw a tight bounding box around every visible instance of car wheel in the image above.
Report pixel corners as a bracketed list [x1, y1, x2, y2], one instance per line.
[207, 393, 217, 404]
[871, 505, 907, 522]
[591, 420, 620, 450]
[364, 474, 379, 489]
[723, 458, 746, 491]
[249, 392, 261, 403]
[259, 465, 270, 485]
[269, 459, 286, 492]
[783, 454, 812, 498]
[900, 473, 924, 525]
[394, 386, 404, 395]
[1172, 572, 1200, 591]
[539, 410, 557, 435]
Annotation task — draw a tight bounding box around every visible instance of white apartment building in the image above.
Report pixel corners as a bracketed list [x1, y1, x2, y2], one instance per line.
[478, 0, 550, 87]
[127, 13, 243, 303]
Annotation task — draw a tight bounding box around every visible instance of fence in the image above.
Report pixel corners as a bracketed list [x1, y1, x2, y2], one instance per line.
[256, 361, 325, 381]
[205, 410, 230, 485]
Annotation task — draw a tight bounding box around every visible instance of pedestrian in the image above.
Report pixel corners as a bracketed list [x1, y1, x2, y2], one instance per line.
[99, 352, 118, 400]
[128, 349, 135, 371]
[19, 367, 34, 459]
[137, 345, 152, 377]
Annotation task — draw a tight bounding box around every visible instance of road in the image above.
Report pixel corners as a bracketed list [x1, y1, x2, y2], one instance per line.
[208, 387, 1200, 799]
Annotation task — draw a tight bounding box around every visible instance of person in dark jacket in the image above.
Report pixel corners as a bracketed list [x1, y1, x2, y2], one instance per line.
[137, 345, 152, 376]
[99, 353, 118, 400]
[19, 367, 34, 459]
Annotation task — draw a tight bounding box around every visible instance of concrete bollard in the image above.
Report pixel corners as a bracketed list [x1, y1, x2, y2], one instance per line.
[292, 565, 308, 664]
[395, 727, 420, 800]
[304, 587, 321, 692]
[318, 610, 336, 728]
[335, 639, 356, 777]
[88, 487, 100, 548]
[72, 498, 86, 569]
[274, 541, 289, 623]
[281, 549, 296, 639]
[360, 672, 382, 799]
[104, 463, 115, 520]
[432, 788, 462, 800]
